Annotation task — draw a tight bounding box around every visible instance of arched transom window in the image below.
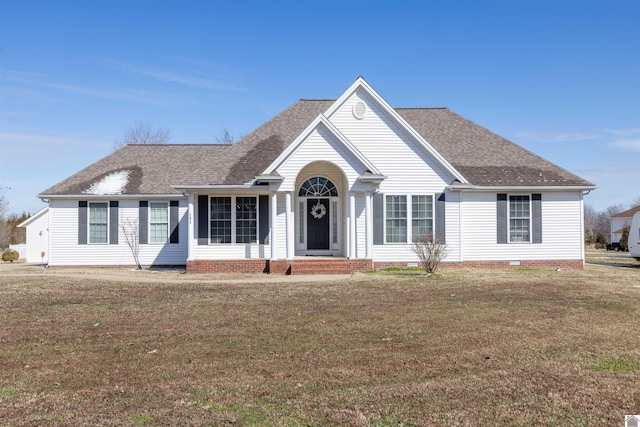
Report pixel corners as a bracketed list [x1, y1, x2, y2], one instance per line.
[298, 177, 338, 197]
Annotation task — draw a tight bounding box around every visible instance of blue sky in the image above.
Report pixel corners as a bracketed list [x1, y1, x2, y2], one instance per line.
[1, 0, 638, 215]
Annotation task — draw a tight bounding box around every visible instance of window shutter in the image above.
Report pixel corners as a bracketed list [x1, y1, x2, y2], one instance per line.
[532, 194, 542, 244]
[139, 201, 148, 244]
[170, 200, 179, 244]
[197, 195, 209, 245]
[109, 201, 119, 244]
[435, 193, 446, 243]
[497, 194, 508, 244]
[373, 193, 384, 245]
[259, 195, 269, 244]
[78, 201, 88, 245]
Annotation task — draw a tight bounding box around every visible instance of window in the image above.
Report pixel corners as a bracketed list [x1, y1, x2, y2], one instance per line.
[211, 197, 232, 243]
[89, 202, 108, 244]
[509, 195, 530, 242]
[412, 195, 433, 242]
[209, 196, 258, 244]
[149, 202, 169, 243]
[236, 197, 257, 243]
[298, 177, 338, 197]
[386, 195, 407, 243]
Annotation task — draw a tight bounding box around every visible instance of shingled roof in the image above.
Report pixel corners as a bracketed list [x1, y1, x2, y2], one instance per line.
[40, 99, 593, 197]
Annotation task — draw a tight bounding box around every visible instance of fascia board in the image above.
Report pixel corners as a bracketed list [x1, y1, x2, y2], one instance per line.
[262, 114, 381, 175]
[447, 185, 598, 192]
[324, 77, 469, 184]
[17, 206, 49, 228]
[40, 193, 187, 199]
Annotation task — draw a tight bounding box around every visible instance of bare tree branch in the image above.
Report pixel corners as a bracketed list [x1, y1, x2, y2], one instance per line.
[113, 121, 171, 151]
[215, 127, 236, 144]
[412, 233, 447, 275]
[121, 218, 142, 269]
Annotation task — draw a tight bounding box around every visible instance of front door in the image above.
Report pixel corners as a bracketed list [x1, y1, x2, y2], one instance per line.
[306, 198, 330, 250]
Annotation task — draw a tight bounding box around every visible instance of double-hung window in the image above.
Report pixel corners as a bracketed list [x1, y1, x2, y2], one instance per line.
[89, 202, 108, 244]
[412, 195, 433, 242]
[509, 195, 530, 242]
[236, 197, 257, 243]
[386, 195, 407, 243]
[211, 197, 232, 243]
[210, 196, 258, 244]
[149, 202, 169, 243]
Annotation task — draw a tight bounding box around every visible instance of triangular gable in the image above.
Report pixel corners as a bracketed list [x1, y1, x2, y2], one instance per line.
[262, 114, 382, 176]
[18, 206, 49, 228]
[324, 77, 468, 184]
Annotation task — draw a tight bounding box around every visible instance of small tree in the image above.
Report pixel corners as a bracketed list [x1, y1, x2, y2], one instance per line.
[121, 218, 142, 270]
[412, 233, 447, 275]
[113, 121, 171, 151]
[619, 225, 630, 252]
[596, 231, 608, 246]
[585, 228, 594, 245]
[215, 127, 236, 144]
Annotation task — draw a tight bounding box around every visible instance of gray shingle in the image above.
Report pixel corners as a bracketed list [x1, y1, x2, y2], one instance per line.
[40, 99, 593, 197]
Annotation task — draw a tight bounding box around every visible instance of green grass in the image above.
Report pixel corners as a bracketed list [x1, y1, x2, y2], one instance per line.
[584, 357, 640, 373]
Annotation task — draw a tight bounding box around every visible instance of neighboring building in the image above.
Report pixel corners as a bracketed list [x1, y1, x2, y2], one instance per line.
[610, 205, 640, 244]
[17, 207, 49, 264]
[37, 78, 596, 273]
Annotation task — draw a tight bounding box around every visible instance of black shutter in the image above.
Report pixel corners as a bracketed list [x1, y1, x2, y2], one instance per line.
[78, 201, 88, 245]
[532, 194, 542, 244]
[109, 201, 119, 244]
[259, 195, 269, 244]
[435, 193, 446, 243]
[197, 195, 209, 245]
[373, 193, 384, 245]
[169, 201, 179, 244]
[139, 201, 148, 244]
[497, 194, 508, 244]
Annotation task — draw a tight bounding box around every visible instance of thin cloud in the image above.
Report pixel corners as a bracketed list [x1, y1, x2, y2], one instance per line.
[610, 138, 640, 152]
[93, 57, 246, 92]
[1, 69, 177, 105]
[516, 131, 600, 143]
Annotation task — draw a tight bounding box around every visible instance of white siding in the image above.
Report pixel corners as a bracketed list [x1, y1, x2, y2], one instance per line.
[48, 199, 188, 266]
[461, 191, 584, 261]
[22, 209, 49, 263]
[328, 88, 454, 195]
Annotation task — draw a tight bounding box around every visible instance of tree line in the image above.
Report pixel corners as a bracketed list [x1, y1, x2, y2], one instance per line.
[584, 197, 640, 248]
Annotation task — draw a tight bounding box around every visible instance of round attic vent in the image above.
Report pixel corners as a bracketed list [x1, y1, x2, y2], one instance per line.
[353, 101, 366, 119]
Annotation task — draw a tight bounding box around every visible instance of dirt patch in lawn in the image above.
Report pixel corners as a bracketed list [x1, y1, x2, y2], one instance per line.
[1, 266, 638, 425]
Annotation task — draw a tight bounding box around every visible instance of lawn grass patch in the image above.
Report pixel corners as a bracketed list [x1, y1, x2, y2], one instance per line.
[1, 265, 639, 425]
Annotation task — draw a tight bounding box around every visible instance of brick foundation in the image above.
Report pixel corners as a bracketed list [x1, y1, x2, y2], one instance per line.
[187, 258, 583, 274]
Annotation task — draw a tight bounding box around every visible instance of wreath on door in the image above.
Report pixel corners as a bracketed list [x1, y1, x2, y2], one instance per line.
[310, 202, 327, 220]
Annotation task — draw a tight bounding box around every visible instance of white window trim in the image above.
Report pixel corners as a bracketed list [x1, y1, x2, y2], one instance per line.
[508, 194, 532, 244]
[383, 193, 436, 244]
[88, 201, 109, 245]
[149, 201, 170, 244]
[208, 195, 260, 245]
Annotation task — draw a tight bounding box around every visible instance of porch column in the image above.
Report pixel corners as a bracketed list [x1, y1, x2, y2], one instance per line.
[365, 191, 372, 259]
[270, 191, 278, 260]
[285, 191, 294, 260]
[187, 193, 195, 261]
[349, 191, 356, 258]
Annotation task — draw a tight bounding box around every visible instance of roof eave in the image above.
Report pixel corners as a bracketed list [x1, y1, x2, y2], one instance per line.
[446, 184, 598, 192]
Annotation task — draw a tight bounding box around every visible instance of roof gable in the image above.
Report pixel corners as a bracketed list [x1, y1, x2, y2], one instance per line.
[324, 77, 467, 184]
[263, 114, 382, 176]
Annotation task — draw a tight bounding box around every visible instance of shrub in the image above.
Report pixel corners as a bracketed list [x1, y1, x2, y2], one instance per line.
[596, 231, 608, 246]
[412, 234, 447, 275]
[619, 225, 630, 252]
[2, 249, 19, 262]
[585, 229, 594, 245]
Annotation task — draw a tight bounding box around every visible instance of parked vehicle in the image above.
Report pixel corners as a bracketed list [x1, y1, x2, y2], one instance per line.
[630, 212, 640, 261]
[606, 242, 620, 251]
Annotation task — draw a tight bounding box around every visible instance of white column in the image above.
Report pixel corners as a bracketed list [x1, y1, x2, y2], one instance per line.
[187, 193, 195, 261]
[349, 191, 356, 258]
[270, 191, 278, 260]
[285, 191, 294, 260]
[365, 191, 372, 259]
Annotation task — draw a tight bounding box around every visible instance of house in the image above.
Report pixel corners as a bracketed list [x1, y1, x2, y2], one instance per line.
[610, 205, 640, 244]
[16, 207, 49, 264]
[38, 78, 596, 274]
